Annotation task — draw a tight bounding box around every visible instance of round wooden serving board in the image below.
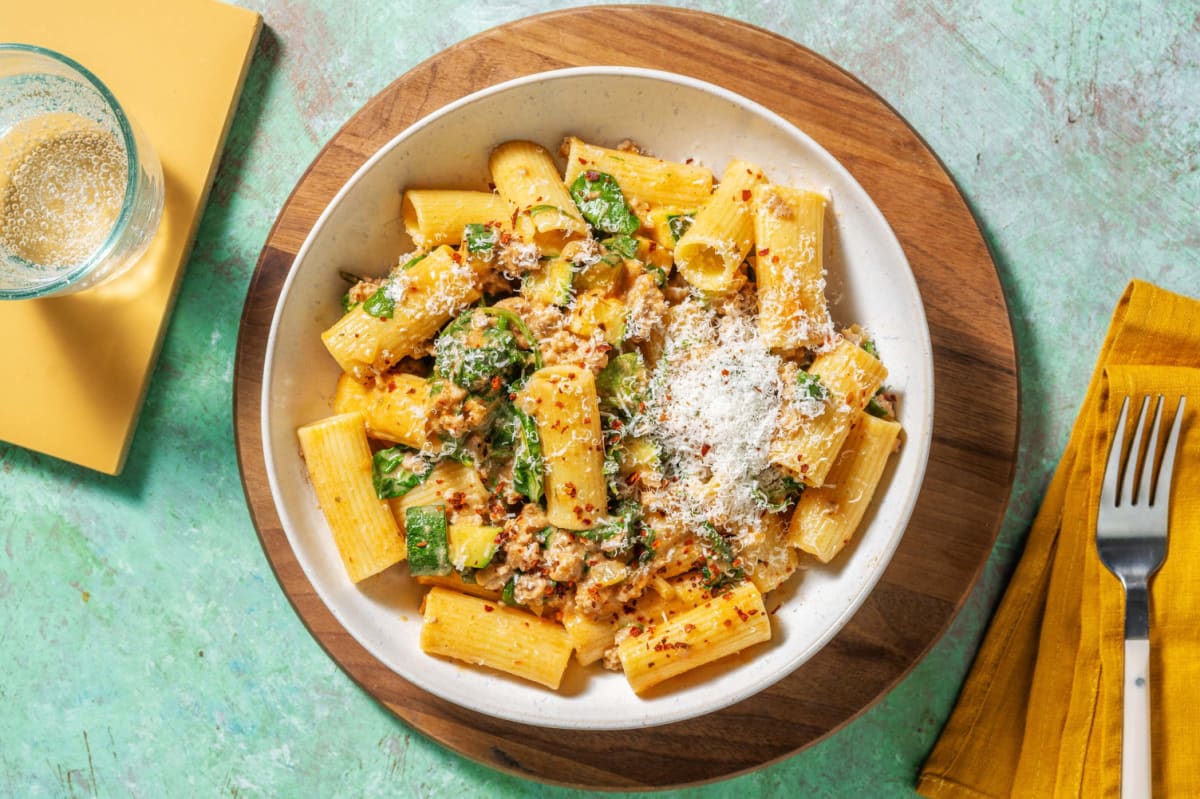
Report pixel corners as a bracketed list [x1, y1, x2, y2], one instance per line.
[235, 6, 1018, 790]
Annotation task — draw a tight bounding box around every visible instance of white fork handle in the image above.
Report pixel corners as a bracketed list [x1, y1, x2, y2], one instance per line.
[1123, 638, 1151, 799]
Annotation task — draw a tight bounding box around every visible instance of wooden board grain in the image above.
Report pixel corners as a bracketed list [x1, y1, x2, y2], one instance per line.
[234, 7, 1018, 789]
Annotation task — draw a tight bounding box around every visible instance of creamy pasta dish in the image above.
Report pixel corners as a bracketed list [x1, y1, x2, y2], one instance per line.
[297, 137, 901, 694]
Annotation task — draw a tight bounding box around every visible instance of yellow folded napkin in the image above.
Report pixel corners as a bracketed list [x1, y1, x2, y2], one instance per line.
[918, 280, 1200, 798]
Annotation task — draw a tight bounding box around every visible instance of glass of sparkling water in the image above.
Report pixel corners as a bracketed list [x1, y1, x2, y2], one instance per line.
[0, 44, 164, 299]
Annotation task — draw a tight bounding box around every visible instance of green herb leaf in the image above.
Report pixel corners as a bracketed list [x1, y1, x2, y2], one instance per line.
[463, 223, 499, 256]
[751, 468, 805, 512]
[569, 171, 640, 235]
[492, 402, 544, 504]
[501, 575, 520, 607]
[862, 338, 879, 358]
[796, 370, 830, 403]
[595, 351, 649, 422]
[363, 286, 395, 319]
[666, 213, 694, 242]
[372, 446, 434, 499]
[602, 233, 638, 259]
[340, 293, 358, 314]
[401, 252, 428, 270]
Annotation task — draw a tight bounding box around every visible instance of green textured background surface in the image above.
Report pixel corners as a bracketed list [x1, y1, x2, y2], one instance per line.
[2, 1, 1197, 796]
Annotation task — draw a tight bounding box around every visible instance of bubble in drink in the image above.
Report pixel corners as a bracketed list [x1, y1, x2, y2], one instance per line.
[0, 122, 127, 268]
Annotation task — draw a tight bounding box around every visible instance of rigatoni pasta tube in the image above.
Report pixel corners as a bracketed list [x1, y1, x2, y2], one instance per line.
[674, 159, 766, 294]
[562, 137, 714, 208]
[297, 412, 405, 583]
[517, 365, 606, 530]
[752, 184, 831, 350]
[332, 372, 429, 449]
[420, 587, 573, 689]
[401, 189, 511, 249]
[617, 580, 771, 694]
[769, 339, 887, 487]
[321, 246, 482, 379]
[790, 412, 901, 562]
[387, 459, 490, 524]
[489, 140, 588, 255]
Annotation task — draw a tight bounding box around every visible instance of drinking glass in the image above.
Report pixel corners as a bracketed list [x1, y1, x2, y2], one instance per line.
[0, 43, 163, 299]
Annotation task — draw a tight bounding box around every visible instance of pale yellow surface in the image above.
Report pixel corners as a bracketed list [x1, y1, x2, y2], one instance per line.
[0, 0, 261, 474]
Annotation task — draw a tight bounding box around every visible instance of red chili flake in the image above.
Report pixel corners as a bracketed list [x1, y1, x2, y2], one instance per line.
[483, 604, 495, 612]
[639, 401, 647, 413]
[416, 541, 427, 549]
[720, 369, 729, 377]
[630, 626, 644, 637]
[578, 157, 589, 165]
[625, 472, 641, 486]
[685, 157, 694, 164]
[700, 443, 711, 456]
[564, 482, 578, 498]
[585, 170, 601, 181]
[451, 251, 463, 264]
[735, 607, 749, 622]
[611, 419, 623, 430]
[800, 463, 809, 473]
[684, 623, 696, 633]
[758, 248, 770, 256]
[491, 375, 502, 392]
[508, 392, 517, 401]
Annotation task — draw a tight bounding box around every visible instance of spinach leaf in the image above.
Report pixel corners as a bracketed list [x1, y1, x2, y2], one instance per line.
[434, 310, 524, 394]
[401, 252, 428, 270]
[340, 292, 358, 314]
[510, 406, 544, 504]
[579, 501, 642, 558]
[463, 223, 499, 257]
[861, 338, 879, 358]
[492, 402, 544, 504]
[751, 467, 805, 512]
[362, 285, 395, 319]
[569, 171, 640, 236]
[595, 351, 649, 422]
[697, 521, 743, 590]
[666, 213, 694, 242]
[372, 446, 434, 499]
[796, 370, 830, 403]
[602, 233, 638, 259]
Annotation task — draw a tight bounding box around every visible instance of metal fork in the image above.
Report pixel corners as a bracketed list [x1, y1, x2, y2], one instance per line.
[1097, 394, 1187, 799]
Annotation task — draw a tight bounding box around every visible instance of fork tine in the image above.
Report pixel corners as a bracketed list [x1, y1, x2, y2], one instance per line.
[1134, 395, 1165, 507]
[1120, 396, 1151, 507]
[1153, 396, 1187, 506]
[1102, 396, 1132, 508]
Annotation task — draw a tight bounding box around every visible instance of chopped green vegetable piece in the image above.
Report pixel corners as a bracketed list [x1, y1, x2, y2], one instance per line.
[501, 576, 520, 607]
[602, 233, 638, 259]
[340, 292, 358, 314]
[491, 403, 544, 504]
[401, 252, 428, 270]
[434, 307, 536, 394]
[463, 223, 499, 256]
[362, 285, 395, 319]
[372, 446, 433, 499]
[596, 351, 649, 422]
[579, 501, 642, 558]
[862, 338, 879, 358]
[405, 506, 451, 576]
[698, 521, 743, 590]
[866, 394, 890, 418]
[529, 204, 562, 217]
[448, 523, 501, 570]
[569, 171, 640, 235]
[796, 370, 830, 403]
[751, 468, 804, 512]
[666, 213, 694, 242]
[645, 263, 668, 288]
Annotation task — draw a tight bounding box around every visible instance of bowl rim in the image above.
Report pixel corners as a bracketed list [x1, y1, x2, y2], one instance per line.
[261, 64, 934, 730]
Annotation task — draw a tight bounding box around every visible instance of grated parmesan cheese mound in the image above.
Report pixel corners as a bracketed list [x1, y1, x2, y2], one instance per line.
[645, 297, 783, 535]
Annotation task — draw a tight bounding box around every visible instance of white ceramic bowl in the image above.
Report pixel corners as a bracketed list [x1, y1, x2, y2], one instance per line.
[262, 67, 933, 730]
